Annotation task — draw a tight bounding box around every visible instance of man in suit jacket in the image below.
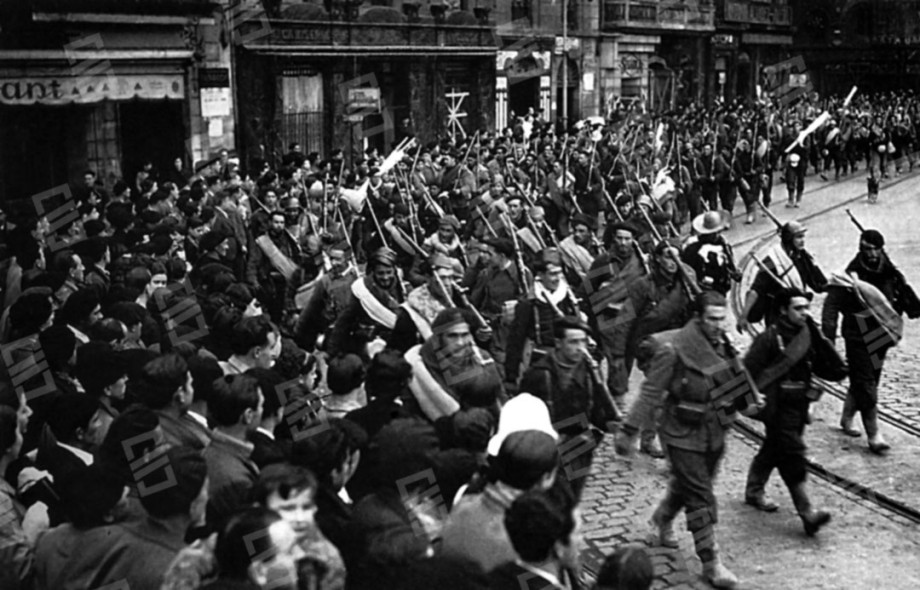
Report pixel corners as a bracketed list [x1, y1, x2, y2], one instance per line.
[135, 354, 208, 451]
[203, 374, 262, 526]
[488, 487, 583, 590]
[245, 368, 288, 469]
[211, 186, 249, 280]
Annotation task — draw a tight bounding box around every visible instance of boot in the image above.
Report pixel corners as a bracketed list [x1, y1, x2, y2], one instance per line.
[862, 408, 890, 454]
[801, 510, 832, 536]
[789, 481, 829, 535]
[639, 430, 665, 459]
[647, 506, 679, 549]
[703, 558, 739, 589]
[614, 427, 638, 457]
[840, 395, 861, 437]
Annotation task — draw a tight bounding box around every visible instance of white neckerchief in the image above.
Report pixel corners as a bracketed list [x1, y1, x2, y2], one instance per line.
[533, 279, 569, 306]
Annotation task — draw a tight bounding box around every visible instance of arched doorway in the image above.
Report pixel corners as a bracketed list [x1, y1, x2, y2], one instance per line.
[507, 55, 541, 118]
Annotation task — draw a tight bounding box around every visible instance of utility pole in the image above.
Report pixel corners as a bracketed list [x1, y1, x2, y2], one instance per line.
[562, 0, 568, 130]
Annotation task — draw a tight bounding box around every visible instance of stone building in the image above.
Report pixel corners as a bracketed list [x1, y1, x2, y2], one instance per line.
[791, 0, 920, 94]
[233, 0, 497, 168]
[0, 0, 234, 201]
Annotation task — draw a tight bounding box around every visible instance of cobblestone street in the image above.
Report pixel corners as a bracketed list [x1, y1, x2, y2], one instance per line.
[579, 169, 920, 589]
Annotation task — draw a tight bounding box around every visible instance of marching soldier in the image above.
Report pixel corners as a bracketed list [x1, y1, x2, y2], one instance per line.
[738, 221, 827, 332]
[327, 247, 405, 361]
[822, 228, 920, 453]
[464, 237, 533, 375]
[609, 240, 697, 458]
[519, 316, 622, 498]
[505, 249, 585, 388]
[743, 288, 846, 535]
[294, 240, 359, 352]
[246, 210, 301, 323]
[637, 291, 762, 589]
[585, 221, 647, 400]
[389, 254, 486, 353]
[682, 211, 740, 297]
[558, 213, 602, 285]
[733, 138, 761, 225]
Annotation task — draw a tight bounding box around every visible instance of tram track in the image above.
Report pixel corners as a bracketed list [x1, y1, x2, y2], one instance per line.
[728, 203, 920, 526]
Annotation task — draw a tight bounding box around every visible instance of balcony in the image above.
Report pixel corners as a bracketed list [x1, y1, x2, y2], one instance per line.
[235, 16, 498, 56]
[723, 1, 791, 26]
[602, 0, 716, 32]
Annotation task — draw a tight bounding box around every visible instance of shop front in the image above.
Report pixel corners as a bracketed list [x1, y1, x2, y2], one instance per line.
[235, 10, 497, 168]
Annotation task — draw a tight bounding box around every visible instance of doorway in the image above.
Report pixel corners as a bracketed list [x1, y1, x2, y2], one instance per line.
[119, 99, 185, 187]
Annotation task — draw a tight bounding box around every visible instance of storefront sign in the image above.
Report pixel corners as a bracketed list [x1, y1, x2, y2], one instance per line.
[0, 74, 184, 105]
[201, 87, 231, 118]
[712, 34, 735, 46]
[199, 68, 230, 89]
[347, 88, 380, 113]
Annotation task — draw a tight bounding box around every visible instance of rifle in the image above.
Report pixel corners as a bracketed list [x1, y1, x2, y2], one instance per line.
[757, 200, 784, 231]
[845, 208, 864, 232]
[501, 213, 533, 298]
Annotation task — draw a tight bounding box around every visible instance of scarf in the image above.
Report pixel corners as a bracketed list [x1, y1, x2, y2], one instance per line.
[761, 242, 804, 290]
[255, 234, 297, 280]
[423, 233, 461, 255]
[558, 236, 594, 276]
[405, 344, 461, 421]
[352, 277, 398, 329]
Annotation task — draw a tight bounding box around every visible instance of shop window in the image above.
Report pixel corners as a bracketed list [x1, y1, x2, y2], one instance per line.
[281, 73, 325, 156]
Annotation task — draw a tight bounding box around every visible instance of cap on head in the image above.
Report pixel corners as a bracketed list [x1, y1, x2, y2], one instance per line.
[861, 229, 885, 248]
[369, 247, 397, 268]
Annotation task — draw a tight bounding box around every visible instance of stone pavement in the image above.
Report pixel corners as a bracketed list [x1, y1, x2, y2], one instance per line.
[577, 169, 920, 588]
[578, 428, 920, 590]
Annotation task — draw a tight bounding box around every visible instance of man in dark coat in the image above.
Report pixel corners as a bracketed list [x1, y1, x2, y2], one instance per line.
[488, 487, 583, 590]
[247, 210, 301, 324]
[519, 317, 621, 498]
[822, 229, 920, 453]
[505, 250, 585, 387]
[327, 247, 405, 361]
[743, 288, 845, 535]
[584, 222, 646, 400]
[607, 240, 696, 458]
[635, 292, 762, 589]
[738, 221, 827, 332]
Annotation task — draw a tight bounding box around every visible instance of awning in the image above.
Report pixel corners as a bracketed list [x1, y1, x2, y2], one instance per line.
[242, 44, 496, 57]
[741, 33, 793, 45]
[0, 74, 184, 105]
[0, 48, 190, 105]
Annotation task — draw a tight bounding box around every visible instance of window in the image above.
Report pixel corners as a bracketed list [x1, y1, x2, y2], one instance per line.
[511, 0, 531, 24]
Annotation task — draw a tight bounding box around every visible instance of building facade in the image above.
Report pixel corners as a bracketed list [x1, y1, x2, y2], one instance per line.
[713, 0, 793, 102]
[0, 0, 234, 202]
[599, 0, 716, 112]
[233, 0, 497, 168]
[493, 0, 605, 130]
[791, 0, 920, 95]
